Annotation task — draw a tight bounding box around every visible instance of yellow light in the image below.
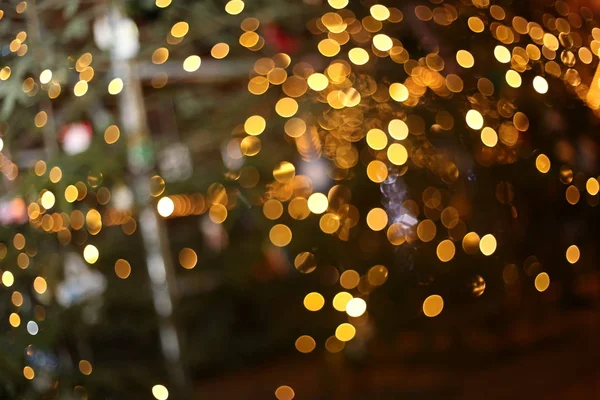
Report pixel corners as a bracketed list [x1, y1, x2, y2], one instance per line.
[33, 277, 47, 294]
[155, 0, 172, 8]
[456, 50, 474, 68]
[157, 197, 175, 217]
[346, 298, 366, 317]
[468, 16, 485, 33]
[423, 294, 443, 317]
[304, 292, 325, 311]
[108, 78, 123, 95]
[307, 193, 328, 214]
[387, 143, 408, 165]
[370, 4, 390, 21]
[104, 125, 120, 144]
[332, 292, 353, 312]
[23, 366, 34, 380]
[534, 272, 550, 292]
[366, 128, 388, 150]
[328, 0, 348, 9]
[466, 109, 484, 130]
[9, 313, 20, 327]
[244, 115, 266, 135]
[535, 154, 551, 173]
[436, 240, 455, 262]
[318, 39, 341, 57]
[373, 34, 393, 51]
[2, 271, 14, 287]
[389, 82, 409, 102]
[209, 204, 228, 223]
[367, 160, 388, 183]
[494, 45, 511, 63]
[481, 127, 498, 147]
[388, 119, 408, 140]
[41, 191, 55, 209]
[269, 224, 292, 247]
[335, 323, 356, 342]
[49, 166, 62, 183]
[533, 76, 548, 94]
[479, 234, 497, 256]
[171, 22, 189, 38]
[183, 55, 201, 72]
[366, 208, 388, 231]
[178, 248, 198, 269]
[348, 47, 369, 65]
[211, 43, 230, 59]
[225, 0, 244, 15]
[73, 80, 88, 97]
[83, 244, 99, 264]
[0, 66, 11, 80]
[307, 73, 329, 91]
[586, 177, 599, 195]
[152, 48, 169, 64]
[566, 245, 580, 264]
[152, 385, 169, 400]
[275, 97, 298, 117]
[39, 69, 52, 84]
[505, 70, 522, 88]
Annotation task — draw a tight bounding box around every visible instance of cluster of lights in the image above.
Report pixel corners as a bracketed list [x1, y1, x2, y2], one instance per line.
[2, 0, 600, 396]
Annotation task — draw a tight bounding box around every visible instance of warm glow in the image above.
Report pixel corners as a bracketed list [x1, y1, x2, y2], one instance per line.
[183, 55, 201, 72]
[466, 109, 484, 130]
[107, 78, 123, 95]
[308, 193, 328, 214]
[423, 294, 444, 317]
[83, 244, 99, 264]
[152, 385, 169, 400]
[346, 297, 367, 317]
[157, 197, 175, 217]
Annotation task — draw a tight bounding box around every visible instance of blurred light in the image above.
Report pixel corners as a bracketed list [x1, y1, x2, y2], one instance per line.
[155, 0, 172, 8]
[533, 76, 548, 94]
[304, 292, 325, 311]
[335, 323, 356, 341]
[466, 109, 484, 130]
[40, 191, 55, 209]
[79, 360, 93, 375]
[108, 78, 123, 95]
[566, 245, 580, 264]
[27, 321, 39, 335]
[157, 197, 175, 217]
[346, 298, 366, 317]
[423, 295, 443, 317]
[183, 55, 201, 72]
[275, 386, 295, 400]
[307, 193, 328, 214]
[535, 272, 550, 292]
[2, 271, 14, 287]
[83, 244, 99, 264]
[39, 69, 52, 84]
[152, 385, 169, 400]
[225, 0, 244, 15]
[479, 234, 497, 256]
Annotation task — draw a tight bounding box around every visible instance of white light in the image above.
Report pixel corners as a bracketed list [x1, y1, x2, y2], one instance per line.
[27, 321, 39, 335]
[157, 197, 174, 217]
[346, 298, 367, 317]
